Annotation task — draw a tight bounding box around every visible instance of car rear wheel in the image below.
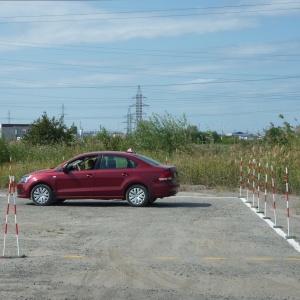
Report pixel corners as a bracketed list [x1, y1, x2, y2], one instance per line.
[31, 184, 53, 206]
[126, 185, 149, 207]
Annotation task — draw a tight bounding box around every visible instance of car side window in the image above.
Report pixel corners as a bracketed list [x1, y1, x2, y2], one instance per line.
[126, 158, 138, 168]
[67, 156, 98, 171]
[66, 159, 83, 171]
[100, 155, 138, 169]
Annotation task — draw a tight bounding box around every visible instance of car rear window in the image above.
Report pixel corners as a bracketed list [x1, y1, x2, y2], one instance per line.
[134, 154, 161, 166]
[100, 155, 138, 169]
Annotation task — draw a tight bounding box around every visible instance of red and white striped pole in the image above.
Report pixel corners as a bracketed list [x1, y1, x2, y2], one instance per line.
[3, 175, 12, 257]
[271, 165, 282, 228]
[252, 160, 256, 208]
[286, 167, 291, 237]
[246, 160, 251, 202]
[285, 167, 296, 239]
[263, 163, 271, 219]
[239, 158, 243, 197]
[256, 162, 263, 213]
[1, 157, 23, 258]
[272, 165, 277, 225]
[285, 167, 297, 239]
[13, 180, 20, 257]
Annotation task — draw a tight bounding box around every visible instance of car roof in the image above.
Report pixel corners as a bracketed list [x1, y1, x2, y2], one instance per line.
[66, 151, 138, 162]
[56, 151, 138, 169]
[77, 151, 133, 156]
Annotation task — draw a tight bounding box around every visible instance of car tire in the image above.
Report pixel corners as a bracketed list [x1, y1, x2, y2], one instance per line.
[126, 185, 149, 207]
[31, 184, 53, 206]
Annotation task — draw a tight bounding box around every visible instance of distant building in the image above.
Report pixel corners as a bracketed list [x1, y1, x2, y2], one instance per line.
[226, 131, 250, 140]
[0, 123, 30, 140]
[79, 130, 98, 139]
[112, 132, 124, 138]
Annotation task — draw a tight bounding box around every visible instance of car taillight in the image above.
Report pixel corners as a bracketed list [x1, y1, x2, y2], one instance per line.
[159, 170, 173, 181]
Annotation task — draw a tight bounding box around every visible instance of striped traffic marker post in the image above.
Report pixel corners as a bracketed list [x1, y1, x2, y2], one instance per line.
[12, 180, 21, 258]
[1, 158, 25, 259]
[251, 160, 257, 208]
[262, 163, 271, 219]
[245, 160, 252, 203]
[271, 165, 283, 229]
[256, 162, 264, 213]
[239, 158, 243, 198]
[285, 167, 296, 239]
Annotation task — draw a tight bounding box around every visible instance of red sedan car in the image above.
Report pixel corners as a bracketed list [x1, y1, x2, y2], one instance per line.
[17, 150, 179, 207]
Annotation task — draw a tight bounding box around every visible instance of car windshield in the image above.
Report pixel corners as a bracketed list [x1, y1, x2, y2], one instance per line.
[134, 154, 161, 166]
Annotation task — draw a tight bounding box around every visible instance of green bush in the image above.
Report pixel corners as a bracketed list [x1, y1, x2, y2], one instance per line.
[127, 112, 193, 154]
[0, 138, 10, 163]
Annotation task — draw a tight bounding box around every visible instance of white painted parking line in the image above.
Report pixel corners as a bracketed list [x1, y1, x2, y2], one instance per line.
[240, 197, 300, 253]
[176, 195, 236, 199]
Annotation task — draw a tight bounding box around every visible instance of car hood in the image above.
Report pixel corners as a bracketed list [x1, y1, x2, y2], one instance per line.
[23, 168, 55, 177]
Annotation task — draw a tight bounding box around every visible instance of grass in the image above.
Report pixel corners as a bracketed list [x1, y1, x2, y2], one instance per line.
[0, 139, 299, 214]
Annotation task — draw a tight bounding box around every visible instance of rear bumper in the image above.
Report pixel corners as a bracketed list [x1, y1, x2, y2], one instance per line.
[151, 182, 179, 198]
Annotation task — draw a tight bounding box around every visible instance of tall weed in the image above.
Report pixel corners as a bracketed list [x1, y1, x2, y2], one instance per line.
[0, 139, 299, 198]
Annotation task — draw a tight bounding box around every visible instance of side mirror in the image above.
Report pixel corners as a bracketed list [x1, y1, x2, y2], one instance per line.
[62, 164, 69, 174]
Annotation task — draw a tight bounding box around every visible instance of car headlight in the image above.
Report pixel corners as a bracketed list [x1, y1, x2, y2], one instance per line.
[19, 175, 31, 184]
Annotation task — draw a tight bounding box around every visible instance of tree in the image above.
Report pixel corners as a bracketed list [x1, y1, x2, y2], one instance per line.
[95, 127, 123, 151]
[0, 138, 10, 163]
[264, 115, 295, 146]
[23, 112, 77, 145]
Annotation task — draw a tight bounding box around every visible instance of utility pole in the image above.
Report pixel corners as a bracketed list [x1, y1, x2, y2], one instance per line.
[79, 121, 83, 140]
[7, 110, 11, 124]
[60, 104, 67, 124]
[131, 85, 148, 127]
[125, 107, 134, 134]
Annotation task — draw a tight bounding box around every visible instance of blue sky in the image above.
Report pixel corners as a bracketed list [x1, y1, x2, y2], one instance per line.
[0, 0, 299, 135]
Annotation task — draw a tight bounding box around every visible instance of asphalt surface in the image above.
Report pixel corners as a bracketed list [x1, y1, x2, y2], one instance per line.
[0, 189, 299, 300]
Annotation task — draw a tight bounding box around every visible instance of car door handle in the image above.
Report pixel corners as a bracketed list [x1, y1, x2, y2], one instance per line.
[86, 174, 93, 178]
[122, 172, 129, 177]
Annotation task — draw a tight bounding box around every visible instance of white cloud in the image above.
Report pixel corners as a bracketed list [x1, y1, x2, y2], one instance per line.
[1, 16, 252, 46]
[0, 1, 298, 49]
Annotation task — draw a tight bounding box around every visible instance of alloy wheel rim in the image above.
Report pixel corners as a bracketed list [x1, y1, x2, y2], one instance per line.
[129, 187, 146, 205]
[33, 187, 50, 204]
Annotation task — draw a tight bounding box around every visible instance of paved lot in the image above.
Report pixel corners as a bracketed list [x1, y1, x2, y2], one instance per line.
[0, 190, 299, 300]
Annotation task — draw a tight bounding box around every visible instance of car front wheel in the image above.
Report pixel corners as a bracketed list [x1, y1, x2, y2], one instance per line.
[31, 184, 53, 206]
[126, 185, 149, 207]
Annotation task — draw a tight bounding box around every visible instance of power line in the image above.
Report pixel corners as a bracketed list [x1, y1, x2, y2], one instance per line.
[1, 87, 299, 105]
[0, 3, 298, 131]
[1, 7, 300, 24]
[1, 59, 299, 83]
[1, 42, 300, 63]
[1, 2, 300, 23]
[0, 73, 299, 89]
[2, 2, 300, 17]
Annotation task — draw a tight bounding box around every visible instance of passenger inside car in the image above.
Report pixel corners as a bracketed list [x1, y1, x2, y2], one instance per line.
[87, 159, 95, 170]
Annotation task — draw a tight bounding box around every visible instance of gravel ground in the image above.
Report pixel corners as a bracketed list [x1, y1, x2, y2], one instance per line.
[0, 187, 299, 300]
